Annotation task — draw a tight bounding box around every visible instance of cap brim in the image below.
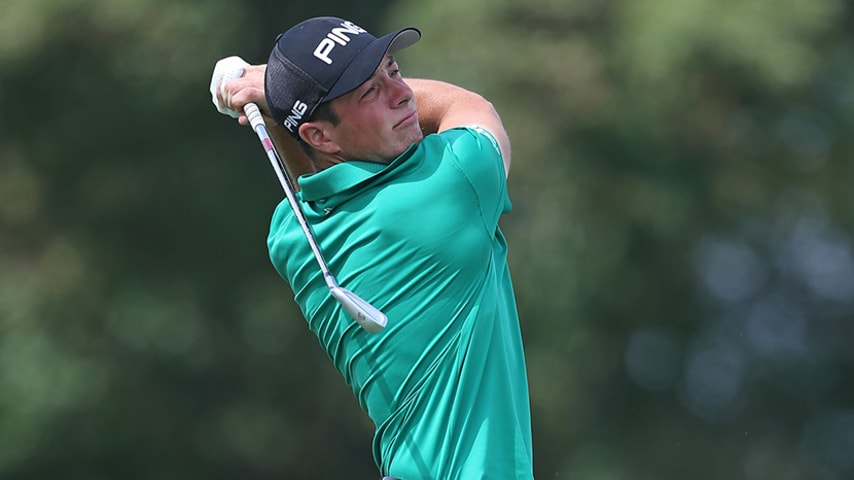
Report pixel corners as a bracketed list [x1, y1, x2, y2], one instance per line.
[324, 27, 421, 102]
[386, 28, 421, 55]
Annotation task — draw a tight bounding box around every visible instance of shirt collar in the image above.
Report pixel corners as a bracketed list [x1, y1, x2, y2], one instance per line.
[297, 143, 419, 202]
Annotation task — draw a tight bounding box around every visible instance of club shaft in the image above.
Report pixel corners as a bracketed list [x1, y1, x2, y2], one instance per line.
[244, 103, 338, 290]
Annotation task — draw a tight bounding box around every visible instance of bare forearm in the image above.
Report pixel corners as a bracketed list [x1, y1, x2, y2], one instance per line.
[409, 78, 511, 173]
[410, 79, 481, 134]
[410, 79, 454, 135]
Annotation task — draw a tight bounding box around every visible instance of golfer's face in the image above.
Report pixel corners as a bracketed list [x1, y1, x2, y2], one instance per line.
[328, 55, 423, 163]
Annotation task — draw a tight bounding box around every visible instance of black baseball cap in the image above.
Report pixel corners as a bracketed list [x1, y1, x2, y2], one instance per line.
[265, 17, 421, 138]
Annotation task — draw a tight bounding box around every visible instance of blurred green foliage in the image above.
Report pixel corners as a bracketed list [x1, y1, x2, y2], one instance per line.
[1, 0, 853, 479]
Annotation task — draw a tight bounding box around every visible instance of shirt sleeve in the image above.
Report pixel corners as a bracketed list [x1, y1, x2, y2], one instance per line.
[443, 127, 512, 231]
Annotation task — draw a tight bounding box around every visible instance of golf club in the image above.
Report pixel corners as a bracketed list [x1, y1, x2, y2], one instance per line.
[211, 57, 388, 333]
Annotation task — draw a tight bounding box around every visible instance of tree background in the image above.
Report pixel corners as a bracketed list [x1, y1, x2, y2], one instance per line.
[1, 0, 853, 478]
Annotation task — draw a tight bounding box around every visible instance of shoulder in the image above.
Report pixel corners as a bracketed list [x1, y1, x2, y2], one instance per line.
[426, 127, 503, 160]
[417, 127, 507, 194]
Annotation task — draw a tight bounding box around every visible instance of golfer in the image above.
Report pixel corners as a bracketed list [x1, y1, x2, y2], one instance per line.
[216, 16, 534, 479]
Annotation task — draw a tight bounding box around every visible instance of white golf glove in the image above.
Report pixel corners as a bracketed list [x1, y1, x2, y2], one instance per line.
[210, 56, 250, 118]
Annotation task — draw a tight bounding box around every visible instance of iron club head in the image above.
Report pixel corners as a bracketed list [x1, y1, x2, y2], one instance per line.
[330, 286, 388, 333]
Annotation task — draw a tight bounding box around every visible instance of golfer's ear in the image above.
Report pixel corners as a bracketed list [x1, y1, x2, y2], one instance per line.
[299, 122, 338, 154]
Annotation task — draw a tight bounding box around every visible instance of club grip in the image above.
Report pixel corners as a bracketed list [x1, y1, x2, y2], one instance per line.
[245, 103, 265, 130]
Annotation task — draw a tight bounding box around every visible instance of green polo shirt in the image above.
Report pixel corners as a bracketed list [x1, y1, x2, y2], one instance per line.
[267, 127, 533, 479]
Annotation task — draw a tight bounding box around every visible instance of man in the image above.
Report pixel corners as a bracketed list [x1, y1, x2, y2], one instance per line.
[215, 16, 533, 479]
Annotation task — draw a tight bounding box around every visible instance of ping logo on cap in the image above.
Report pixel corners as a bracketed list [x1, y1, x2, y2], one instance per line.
[313, 21, 368, 65]
[283, 100, 309, 132]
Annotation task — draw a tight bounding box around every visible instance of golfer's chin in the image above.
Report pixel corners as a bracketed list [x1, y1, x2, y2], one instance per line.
[387, 127, 424, 160]
[406, 128, 425, 147]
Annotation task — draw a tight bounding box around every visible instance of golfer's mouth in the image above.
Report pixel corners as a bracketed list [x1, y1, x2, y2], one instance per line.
[394, 110, 418, 129]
